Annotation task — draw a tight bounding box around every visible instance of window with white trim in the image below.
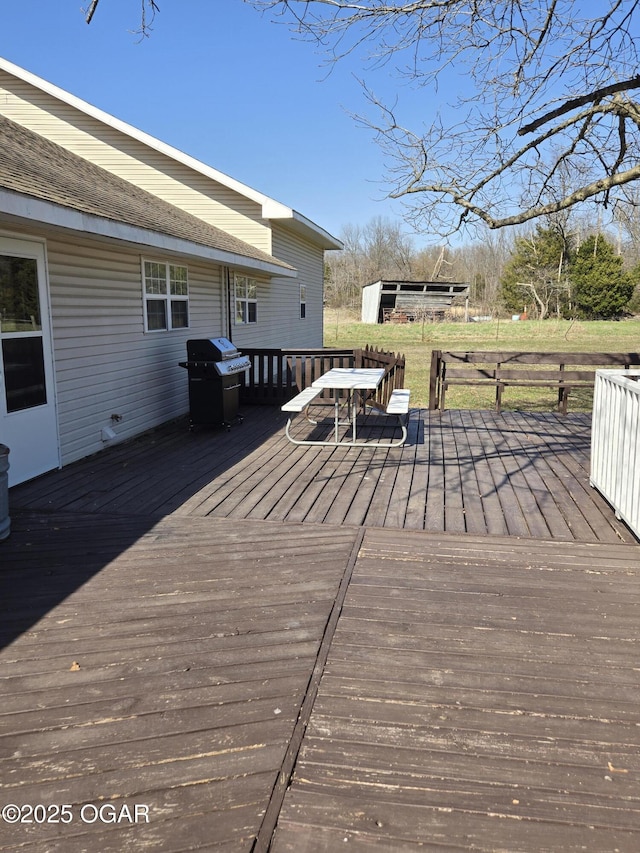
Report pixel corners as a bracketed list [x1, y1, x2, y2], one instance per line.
[234, 274, 258, 324]
[300, 284, 307, 319]
[143, 260, 189, 331]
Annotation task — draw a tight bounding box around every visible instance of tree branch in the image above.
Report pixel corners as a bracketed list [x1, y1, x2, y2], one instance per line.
[84, 0, 160, 34]
[85, 0, 100, 24]
[429, 164, 640, 231]
[518, 76, 640, 135]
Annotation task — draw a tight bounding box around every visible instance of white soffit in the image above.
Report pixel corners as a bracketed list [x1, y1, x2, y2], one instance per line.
[0, 189, 298, 278]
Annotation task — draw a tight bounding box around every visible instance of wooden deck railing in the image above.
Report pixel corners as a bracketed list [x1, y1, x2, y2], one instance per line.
[240, 348, 351, 405]
[241, 346, 406, 406]
[356, 345, 406, 408]
[429, 350, 640, 412]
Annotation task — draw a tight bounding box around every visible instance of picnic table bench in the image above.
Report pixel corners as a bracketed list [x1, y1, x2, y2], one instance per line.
[430, 350, 640, 414]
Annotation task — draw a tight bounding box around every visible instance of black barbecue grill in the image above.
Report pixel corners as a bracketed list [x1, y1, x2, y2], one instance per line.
[179, 337, 251, 430]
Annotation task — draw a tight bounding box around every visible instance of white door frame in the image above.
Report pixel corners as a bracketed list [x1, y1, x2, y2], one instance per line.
[0, 233, 60, 486]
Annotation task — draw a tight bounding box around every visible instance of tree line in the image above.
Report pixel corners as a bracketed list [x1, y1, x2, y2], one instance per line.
[325, 215, 640, 320]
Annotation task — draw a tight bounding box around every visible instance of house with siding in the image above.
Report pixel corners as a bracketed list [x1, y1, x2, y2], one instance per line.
[0, 57, 341, 486]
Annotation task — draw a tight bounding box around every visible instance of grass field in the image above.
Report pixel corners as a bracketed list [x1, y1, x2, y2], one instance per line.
[324, 310, 640, 411]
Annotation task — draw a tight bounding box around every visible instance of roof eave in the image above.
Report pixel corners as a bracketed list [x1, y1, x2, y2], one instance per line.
[263, 203, 343, 250]
[0, 189, 298, 278]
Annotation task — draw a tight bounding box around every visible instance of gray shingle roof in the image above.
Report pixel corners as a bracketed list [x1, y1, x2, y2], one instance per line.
[0, 115, 292, 271]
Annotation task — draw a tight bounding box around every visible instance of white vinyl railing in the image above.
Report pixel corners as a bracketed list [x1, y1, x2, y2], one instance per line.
[590, 369, 640, 538]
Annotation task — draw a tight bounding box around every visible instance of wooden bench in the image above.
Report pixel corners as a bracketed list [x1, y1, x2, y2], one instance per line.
[430, 351, 640, 414]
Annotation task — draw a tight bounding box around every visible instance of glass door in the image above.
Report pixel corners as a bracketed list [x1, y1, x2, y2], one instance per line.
[0, 236, 59, 486]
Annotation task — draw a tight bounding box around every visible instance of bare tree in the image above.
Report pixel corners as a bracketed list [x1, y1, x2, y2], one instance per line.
[361, 216, 415, 280]
[451, 231, 513, 315]
[247, 1, 640, 237]
[325, 216, 416, 309]
[84, 0, 160, 35]
[613, 188, 640, 266]
[324, 223, 364, 310]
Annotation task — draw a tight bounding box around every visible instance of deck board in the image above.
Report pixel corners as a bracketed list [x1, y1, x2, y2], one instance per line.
[3, 405, 639, 851]
[272, 527, 640, 852]
[0, 512, 359, 852]
[10, 407, 635, 544]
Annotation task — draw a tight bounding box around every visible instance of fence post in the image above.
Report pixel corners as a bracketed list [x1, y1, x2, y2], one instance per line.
[429, 350, 442, 410]
[397, 351, 405, 390]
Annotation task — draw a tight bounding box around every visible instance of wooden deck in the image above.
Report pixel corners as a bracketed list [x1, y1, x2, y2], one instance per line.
[0, 511, 360, 852]
[273, 529, 640, 852]
[9, 406, 636, 544]
[2, 406, 639, 851]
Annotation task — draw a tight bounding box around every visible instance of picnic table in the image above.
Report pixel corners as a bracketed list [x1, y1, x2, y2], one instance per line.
[282, 367, 410, 447]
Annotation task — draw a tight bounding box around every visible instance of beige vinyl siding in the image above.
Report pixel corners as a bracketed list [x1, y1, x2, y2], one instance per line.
[0, 70, 273, 253]
[269, 224, 324, 347]
[230, 225, 324, 349]
[35, 231, 223, 465]
[228, 275, 273, 350]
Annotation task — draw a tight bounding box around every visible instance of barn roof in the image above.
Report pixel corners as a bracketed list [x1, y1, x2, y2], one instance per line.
[363, 279, 470, 293]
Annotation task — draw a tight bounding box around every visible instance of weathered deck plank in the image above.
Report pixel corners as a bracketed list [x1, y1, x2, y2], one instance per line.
[10, 407, 635, 544]
[3, 405, 639, 851]
[272, 527, 640, 852]
[0, 512, 359, 852]
[458, 410, 510, 536]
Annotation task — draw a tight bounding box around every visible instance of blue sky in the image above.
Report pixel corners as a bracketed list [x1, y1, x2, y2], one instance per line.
[0, 0, 439, 245]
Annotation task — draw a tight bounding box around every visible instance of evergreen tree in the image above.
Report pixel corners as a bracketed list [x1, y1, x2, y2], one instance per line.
[499, 226, 571, 319]
[570, 235, 636, 319]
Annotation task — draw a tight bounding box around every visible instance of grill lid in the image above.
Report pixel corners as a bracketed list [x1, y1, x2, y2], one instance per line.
[181, 337, 250, 377]
[187, 337, 238, 362]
